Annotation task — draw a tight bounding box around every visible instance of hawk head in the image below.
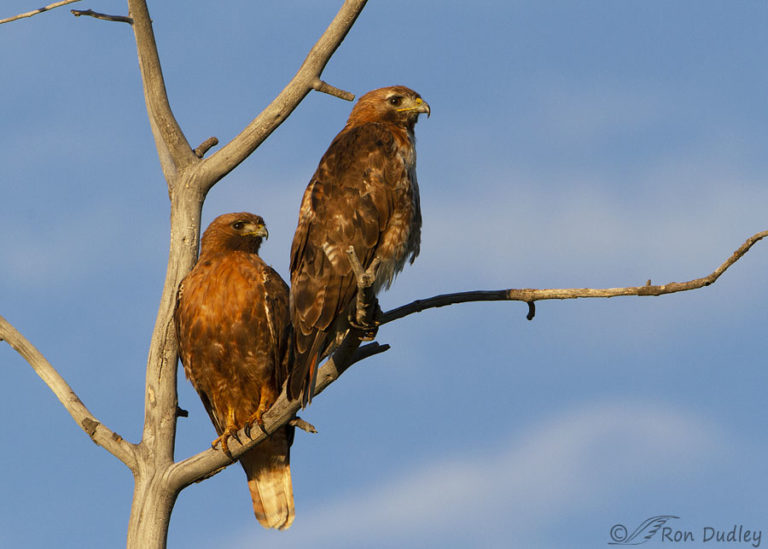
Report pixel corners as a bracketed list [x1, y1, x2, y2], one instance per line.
[201, 212, 269, 255]
[347, 86, 430, 129]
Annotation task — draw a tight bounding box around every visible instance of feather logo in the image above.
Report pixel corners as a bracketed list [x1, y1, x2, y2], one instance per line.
[609, 515, 680, 545]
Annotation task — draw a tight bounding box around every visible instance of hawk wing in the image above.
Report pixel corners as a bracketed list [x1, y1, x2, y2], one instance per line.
[289, 122, 420, 404]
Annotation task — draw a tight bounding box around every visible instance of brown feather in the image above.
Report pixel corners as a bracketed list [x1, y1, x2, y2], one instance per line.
[289, 86, 429, 405]
[175, 212, 295, 530]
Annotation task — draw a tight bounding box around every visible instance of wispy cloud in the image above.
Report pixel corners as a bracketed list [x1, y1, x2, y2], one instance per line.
[227, 400, 723, 549]
[418, 152, 768, 291]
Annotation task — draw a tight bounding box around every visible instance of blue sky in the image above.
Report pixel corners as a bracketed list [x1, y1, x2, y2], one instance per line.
[2, 1, 767, 548]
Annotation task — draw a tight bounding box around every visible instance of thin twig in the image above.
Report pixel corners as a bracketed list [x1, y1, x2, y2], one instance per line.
[71, 9, 133, 24]
[289, 416, 318, 434]
[0, 0, 80, 25]
[0, 315, 137, 469]
[193, 137, 219, 159]
[312, 78, 355, 101]
[380, 230, 768, 324]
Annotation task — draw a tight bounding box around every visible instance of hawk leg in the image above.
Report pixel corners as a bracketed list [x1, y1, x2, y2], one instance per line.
[211, 406, 241, 459]
[243, 387, 278, 439]
[346, 248, 381, 340]
[347, 300, 381, 341]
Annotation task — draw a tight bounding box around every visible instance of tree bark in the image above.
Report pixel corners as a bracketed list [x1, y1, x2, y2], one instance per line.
[126, 458, 178, 549]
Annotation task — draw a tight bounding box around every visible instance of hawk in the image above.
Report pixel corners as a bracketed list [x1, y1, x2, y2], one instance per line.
[175, 212, 295, 530]
[288, 85, 430, 405]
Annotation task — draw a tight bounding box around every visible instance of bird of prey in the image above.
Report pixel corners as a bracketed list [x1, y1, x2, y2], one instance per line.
[289, 85, 430, 405]
[175, 212, 295, 530]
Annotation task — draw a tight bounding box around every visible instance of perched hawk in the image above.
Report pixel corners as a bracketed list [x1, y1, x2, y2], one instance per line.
[289, 85, 430, 405]
[175, 212, 295, 530]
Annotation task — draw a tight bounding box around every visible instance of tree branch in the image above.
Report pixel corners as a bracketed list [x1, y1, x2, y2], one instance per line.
[167, 229, 768, 489]
[0, 315, 137, 469]
[0, 0, 80, 25]
[198, 0, 366, 193]
[71, 9, 133, 24]
[312, 78, 356, 101]
[380, 230, 768, 324]
[126, 0, 196, 182]
[166, 340, 386, 490]
[193, 137, 219, 159]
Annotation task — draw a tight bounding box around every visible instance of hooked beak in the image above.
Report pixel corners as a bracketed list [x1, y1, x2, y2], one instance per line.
[415, 97, 431, 118]
[251, 224, 269, 239]
[397, 96, 431, 118]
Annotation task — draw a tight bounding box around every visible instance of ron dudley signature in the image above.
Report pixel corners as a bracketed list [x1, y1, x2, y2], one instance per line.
[609, 516, 763, 547]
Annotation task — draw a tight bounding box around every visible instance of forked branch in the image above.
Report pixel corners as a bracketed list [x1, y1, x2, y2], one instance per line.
[198, 0, 366, 191]
[127, 0, 196, 180]
[0, 315, 137, 469]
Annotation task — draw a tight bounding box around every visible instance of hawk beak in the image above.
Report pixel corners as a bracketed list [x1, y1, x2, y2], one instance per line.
[415, 97, 431, 118]
[252, 225, 269, 239]
[397, 97, 431, 118]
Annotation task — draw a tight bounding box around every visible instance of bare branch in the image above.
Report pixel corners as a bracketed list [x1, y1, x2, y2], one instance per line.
[0, 0, 80, 25]
[350, 341, 390, 364]
[380, 230, 768, 324]
[289, 416, 318, 434]
[312, 78, 355, 101]
[199, 0, 367, 192]
[71, 9, 133, 24]
[0, 315, 137, 469]
[126, 0, 197, 181]
[193, 137, 219, 159]
[166, 335, 381, 490]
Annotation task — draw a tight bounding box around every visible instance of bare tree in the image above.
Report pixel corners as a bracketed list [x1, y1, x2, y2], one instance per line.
[1, 1, 765, 548]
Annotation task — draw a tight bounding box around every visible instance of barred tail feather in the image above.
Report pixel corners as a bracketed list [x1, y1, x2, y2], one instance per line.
[238, 429, 295, 530]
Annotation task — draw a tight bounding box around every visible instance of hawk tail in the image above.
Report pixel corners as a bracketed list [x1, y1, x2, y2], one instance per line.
[238, 427, 295, 530]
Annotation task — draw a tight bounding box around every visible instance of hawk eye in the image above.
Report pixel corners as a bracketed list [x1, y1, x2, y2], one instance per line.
[232, 221, 245, 230]
[388, 96, 403, 106]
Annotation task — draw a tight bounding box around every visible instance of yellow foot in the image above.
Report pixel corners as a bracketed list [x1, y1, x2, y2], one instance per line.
[211, 425, 240, 459]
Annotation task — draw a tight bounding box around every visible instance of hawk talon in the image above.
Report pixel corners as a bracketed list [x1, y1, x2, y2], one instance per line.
[347, 313, 379, 340]
[349, 298, 382, 340]
[243, 410, 270, 440]
[211, 430, 237, 460]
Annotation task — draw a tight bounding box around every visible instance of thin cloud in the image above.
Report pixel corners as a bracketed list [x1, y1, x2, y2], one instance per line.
[228, 400, 723, 549]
